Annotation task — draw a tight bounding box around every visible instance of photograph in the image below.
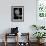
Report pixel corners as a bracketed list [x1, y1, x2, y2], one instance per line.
[11, 6, 24, 22]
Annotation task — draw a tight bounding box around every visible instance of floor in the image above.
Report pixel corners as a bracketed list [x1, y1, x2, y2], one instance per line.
[0, 42, 46, 46]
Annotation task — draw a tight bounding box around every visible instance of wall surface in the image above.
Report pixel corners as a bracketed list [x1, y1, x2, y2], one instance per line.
[0, 0, 36, 42]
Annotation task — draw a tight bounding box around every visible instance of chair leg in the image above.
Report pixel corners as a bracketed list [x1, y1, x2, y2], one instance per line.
[4, 41, 7, 46]
[4, 33, 7, 46]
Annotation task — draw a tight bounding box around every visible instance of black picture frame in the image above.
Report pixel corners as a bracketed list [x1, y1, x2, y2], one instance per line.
[11, 6, 24, 22]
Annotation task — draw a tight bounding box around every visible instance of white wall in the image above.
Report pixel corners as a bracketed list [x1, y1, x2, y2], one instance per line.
[0, 0, 36, 34]
[0, 0, 37, 42]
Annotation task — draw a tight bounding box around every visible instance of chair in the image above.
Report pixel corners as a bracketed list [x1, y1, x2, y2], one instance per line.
[18, 33, 30, 46]
[4, 27, 19, 46]
[4, 33, 18, 46]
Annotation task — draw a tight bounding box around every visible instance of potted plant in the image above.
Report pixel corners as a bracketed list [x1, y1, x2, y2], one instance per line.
[33, 32, 46, 43]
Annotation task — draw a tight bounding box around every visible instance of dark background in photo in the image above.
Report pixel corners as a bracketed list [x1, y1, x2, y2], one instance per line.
[14, 8, 22, 19]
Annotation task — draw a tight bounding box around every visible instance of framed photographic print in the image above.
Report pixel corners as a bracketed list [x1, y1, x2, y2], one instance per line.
[11, 6, 24, 22]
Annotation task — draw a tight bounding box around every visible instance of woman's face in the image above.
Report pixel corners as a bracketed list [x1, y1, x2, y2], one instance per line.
[15, 9, 20, 15]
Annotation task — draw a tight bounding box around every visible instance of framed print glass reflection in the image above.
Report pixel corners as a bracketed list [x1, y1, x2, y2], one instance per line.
[11, 6, 24, 22]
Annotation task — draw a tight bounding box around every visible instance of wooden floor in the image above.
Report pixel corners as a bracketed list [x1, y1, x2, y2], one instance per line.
[0, 42, 46, 46]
